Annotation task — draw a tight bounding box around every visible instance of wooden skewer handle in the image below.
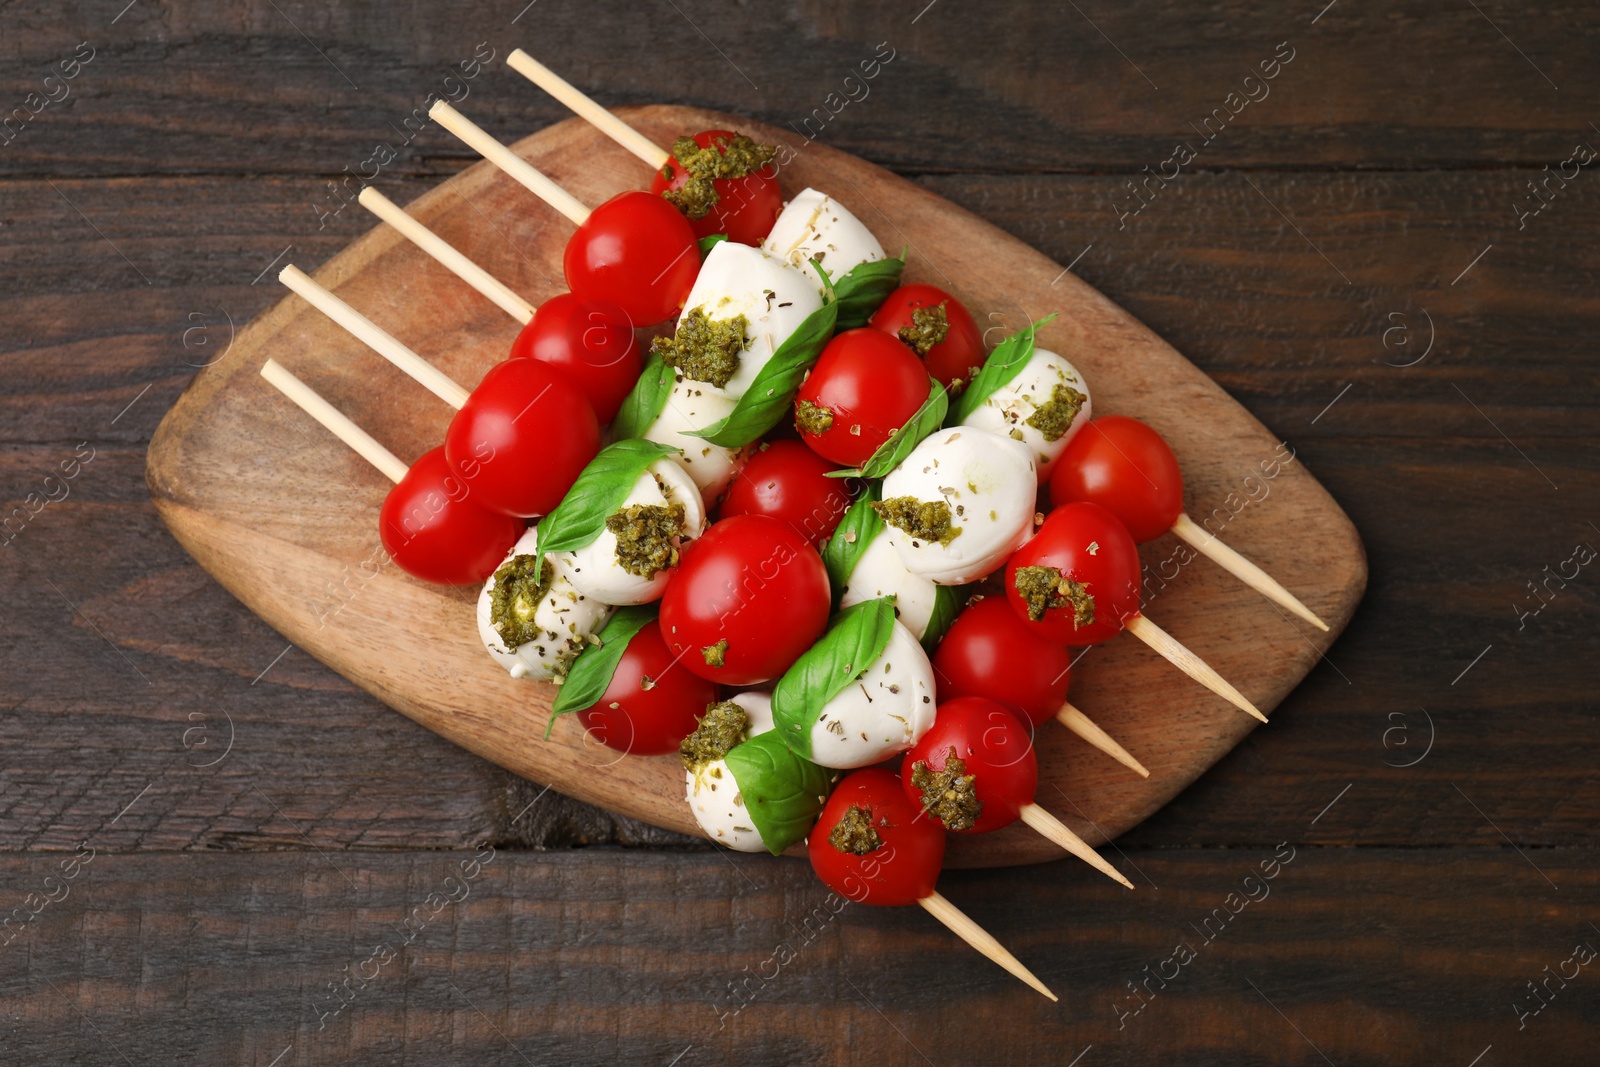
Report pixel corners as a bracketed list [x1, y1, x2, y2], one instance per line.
[278, 265, 470, 410]
[507, 49, 670, 170]
[357, 187, 536, 326]
[916, 891, 1057, 1002]
[1057, 703, 1150, 778]
[1123, 613, 1268, 723]
[1171, 512, 1330, 632]
[1017, 805, 1134, 889]
[428, 100, 592, 227]
[259, 359, 408, 484]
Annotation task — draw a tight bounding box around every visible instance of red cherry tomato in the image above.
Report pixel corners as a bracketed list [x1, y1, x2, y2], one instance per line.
[658, 515, 831, 685]
[901, 697, 1037, 834]
[444, 358, 601, 518]
[510, 293, 640, 423]
[574, 620, 717, 756]
[718, 441, 855, 548]
[808, 767, 944, 907]
[647, 129, 783, 247]
[378, 446, 523, 585]
[1004, 502, 1141, 646]
[932, 596, 1070, 726]
[793, 329, 930, 467]
[868, 283, 985, 391]
[1050, 416, 1185, 544]
[564, 190, 700, 327]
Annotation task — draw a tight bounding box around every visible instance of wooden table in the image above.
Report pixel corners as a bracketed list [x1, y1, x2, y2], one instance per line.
[2, 2, 1595, 1063]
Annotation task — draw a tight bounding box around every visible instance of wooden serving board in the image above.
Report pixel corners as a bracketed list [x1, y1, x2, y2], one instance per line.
[146, 106, 1365, 868]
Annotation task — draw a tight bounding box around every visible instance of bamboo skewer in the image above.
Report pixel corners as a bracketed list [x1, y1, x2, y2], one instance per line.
[1057, 703, 1150, 778]
[258, 359, 408, 483]
[1017, 805, 1134, 889]
[506, 49, 670, 170]
[1123, 613, 1268, 723]
[917, 891, 1057, 1002]
[428, 101, 591, 226]
[1171, 512, 1330, 632]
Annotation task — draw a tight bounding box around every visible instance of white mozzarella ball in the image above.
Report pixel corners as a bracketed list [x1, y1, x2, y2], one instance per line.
[641, 378, 746, 506]
[684, 692, 776, 852]
[878, 428, 1036, 586]
[476, 527, 612, 680]
[555, 460, 707, 606]
[959, 347, 1092, 479]
[677, 241, 822, 401]
[761, 187, 885, 294]
[804, 622, 936, 769]
[837, 531, 941, 640]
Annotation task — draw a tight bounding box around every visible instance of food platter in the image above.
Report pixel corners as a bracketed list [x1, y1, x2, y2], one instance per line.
[145, 104, 1366, 869]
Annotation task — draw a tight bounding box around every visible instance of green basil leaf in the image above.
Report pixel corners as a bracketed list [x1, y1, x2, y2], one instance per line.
[949, 313, 1060, 425]
[609, 351, 676, 442]
[536, 438, 680, 555]
[857, 378, 947, 480]
[920, 584, 962, 652]
[770, 596, 898, 759]
[698, 233, 728, 255]
[545, 605, 656, 735]
[723, 732, 836, 854]
[820, 483, 883, 607]
[688, 298, 838, 448]
[831, 256, 905, 329]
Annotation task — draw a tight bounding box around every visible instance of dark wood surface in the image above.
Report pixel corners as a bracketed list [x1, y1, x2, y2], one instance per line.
[1, 1, 1595, 1063]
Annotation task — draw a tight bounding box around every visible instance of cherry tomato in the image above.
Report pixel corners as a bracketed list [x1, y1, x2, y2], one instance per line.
[647, 129, 783, 247]
[510, 293, 640, 423]
[1004, 502, 1141, 646]
[718, 440, 855, 548]
[901, 697, 1036, 834]
[932, 596, 1070, 726]
[808, 767, 944, 907]
[564, 190, 700, 327]
[793, 329, 930, 467]
[378, 446, 523, 585]
[658, 515, 831, 685]
[574, 620, 717, 756]
[1049, 416, 1184, 543]
[868, 283, 985, 391]
[444, 358, 601, 518]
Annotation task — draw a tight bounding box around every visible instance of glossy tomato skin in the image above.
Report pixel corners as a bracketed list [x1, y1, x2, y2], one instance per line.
[868, 283, 986, 390]
[1050, 416, 1185, 543]
[647, 129, 783, 246]
[808, 767, 944, 907]
[510, 293, 640, 423]
[658, 515, 832, 685]
[718, 440, 855, 548]
[444, 358, 601, 518]
[1004, 502, 1142, 646]
[575, 620, 717, 756]
[901, 697, 1037, 834]
[932, 596, 1070, 726]
[793, 329, 930, 467]
[564, 190, 700, 327]
[378, 446, 523, 585]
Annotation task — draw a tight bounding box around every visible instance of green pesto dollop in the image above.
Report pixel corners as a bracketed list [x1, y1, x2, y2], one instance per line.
[1023, 381, 1088, 443]
[872, 496, 961, 546]
[827, 804, 884, 855]
[1012, 565, 1096, 627]
[701, 638, 730, 669]
[660, 133, 779, 220]
[488, 553, 555, 649]
[897, 302, 950, 357]
[910, 748, 983, 832]
[794, 398, 835, 436]
[678, 700, 750, 771]
[651, 308, 749, 389]
[606, 501, 686, 578]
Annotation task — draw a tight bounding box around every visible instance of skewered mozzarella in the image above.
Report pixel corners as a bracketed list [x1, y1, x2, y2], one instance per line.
[554, 459, 707, 605]
[684, 692, 777, 852]
[761, 187, 885, 294]
[640, 377, 746, 505]
[476, 527, 612, 680]
[958, 347, 1091, 479]
[836, 530, 941, 640]
[802, 621, 936, 769]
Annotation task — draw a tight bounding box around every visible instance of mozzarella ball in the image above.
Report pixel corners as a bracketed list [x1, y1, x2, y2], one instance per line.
[476, 527, 612, 680]
[804, 622, 936, 769]
[676, 241, 822, 401]
[641, 377, 746, 506]
[684, 692, 777, 852]
[761, 187, 885, 294]
[878, 428, 1036, 585]
[959, 347, 1092, 480]
[837, 530, 941, 640]
[555, 460, 707, 606]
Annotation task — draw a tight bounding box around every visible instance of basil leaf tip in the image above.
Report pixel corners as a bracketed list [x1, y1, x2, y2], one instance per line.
[949, 312, 1060, 426]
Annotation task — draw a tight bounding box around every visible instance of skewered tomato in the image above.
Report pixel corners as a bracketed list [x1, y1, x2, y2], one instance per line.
[808, 767, 944, 906]
[1004, 501, 1141, 646]
[648, 129, 783, 247]
[868, 284, 985, 391]
[793, 329, 930, 467]
[575, 620, 717, 756]
[378, 447, 523, 585]
[932, 596, 1071, 726]
[718, 440, 855, 548]
[510, 293, 640, 423]
[900, 697, 1037, 834]
[564, 190, 700, 327]
[1049, 415, 1185, 543]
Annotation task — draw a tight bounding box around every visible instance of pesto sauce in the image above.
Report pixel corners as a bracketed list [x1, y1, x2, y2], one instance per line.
[872, 496, 961, 546]
[910, 748, 983, 831]
[827, 804, 884, 855]
[701, 638, 730, 669]
[897, 302, 950, 357]
[488, 553, 555, 649]
[659, 133, 778, 220]
[606, 501, 686, 578]
[678, 700, 750, 771]
[794, 398, 835, 436]
[1012, 565, 1096, 627]
[1024, 381, 1088, 442]
[651, 308, 749, 389]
